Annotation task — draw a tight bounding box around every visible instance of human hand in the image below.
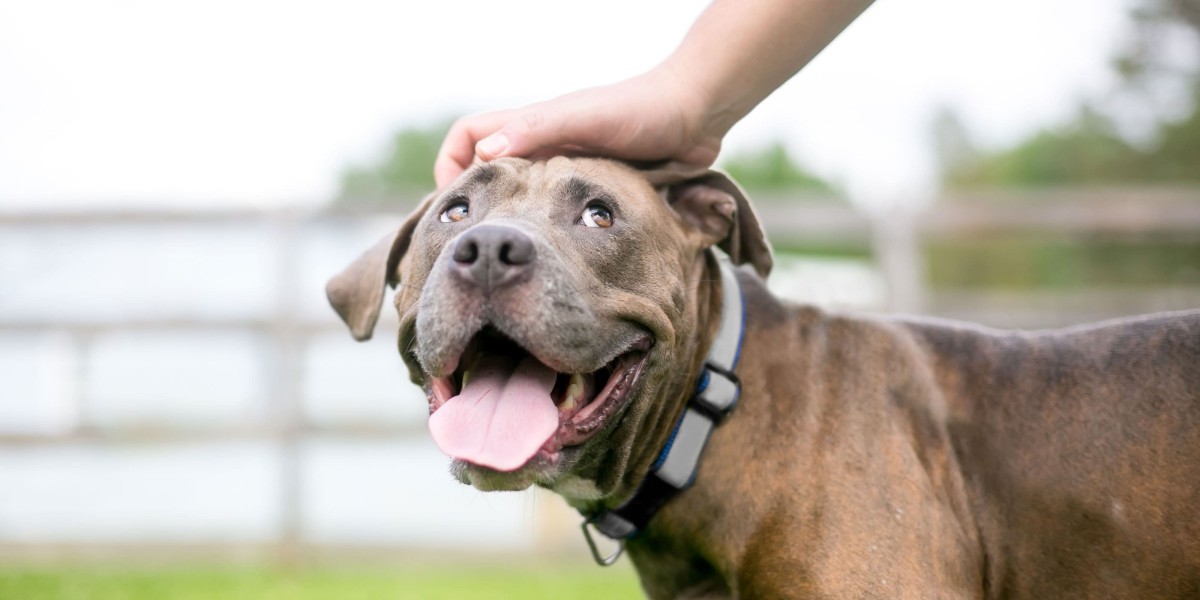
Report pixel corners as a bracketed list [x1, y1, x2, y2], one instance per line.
[433, 68, 724, 188]
[433, 0, 874, 188]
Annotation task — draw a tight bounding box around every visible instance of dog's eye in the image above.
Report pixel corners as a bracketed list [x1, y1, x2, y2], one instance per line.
[439, 201, 469, 223]
[581, 204, 613, 228]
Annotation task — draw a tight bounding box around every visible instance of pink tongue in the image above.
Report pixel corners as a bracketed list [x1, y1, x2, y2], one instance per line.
[428, 355, 559, 472]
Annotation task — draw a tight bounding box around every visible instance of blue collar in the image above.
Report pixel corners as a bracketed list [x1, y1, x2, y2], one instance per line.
[581, 252, 745, 565]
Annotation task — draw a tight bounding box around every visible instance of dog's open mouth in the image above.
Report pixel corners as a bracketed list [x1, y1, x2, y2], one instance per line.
[426, 327, 653, 473]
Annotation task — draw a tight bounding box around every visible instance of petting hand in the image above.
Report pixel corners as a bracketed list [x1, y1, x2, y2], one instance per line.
[433, 68, 723, 188]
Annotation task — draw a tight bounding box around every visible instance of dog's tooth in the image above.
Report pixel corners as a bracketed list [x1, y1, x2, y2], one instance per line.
[562, 373, 585, 411]
[461, 369, 474, 388]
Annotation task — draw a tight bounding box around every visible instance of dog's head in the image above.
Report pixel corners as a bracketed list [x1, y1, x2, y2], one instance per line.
[327, 157, 770, 502]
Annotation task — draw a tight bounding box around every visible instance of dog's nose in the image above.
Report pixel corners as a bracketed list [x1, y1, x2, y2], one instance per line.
[451, 224, 536, 291]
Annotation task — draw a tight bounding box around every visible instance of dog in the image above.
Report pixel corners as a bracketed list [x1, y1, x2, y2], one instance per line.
[327, 157, 1200, 599]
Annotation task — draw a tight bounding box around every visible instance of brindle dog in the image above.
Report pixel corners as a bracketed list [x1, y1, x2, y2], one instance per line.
[328, 157, 1200, 599]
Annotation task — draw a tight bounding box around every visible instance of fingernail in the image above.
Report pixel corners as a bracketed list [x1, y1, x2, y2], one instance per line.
[477, 134, 509, 158]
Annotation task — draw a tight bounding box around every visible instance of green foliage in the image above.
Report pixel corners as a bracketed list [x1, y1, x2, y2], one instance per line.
[943, 99, 1200, 188]
[928, 1, 1200, 292]
[944, 107, 1144, 187]
[940, 0, 1200, 188]
[1147, 89, 1200, 179]
[338, 120, 453, 204]
[926, 236, 1200, 290]
[718, 141, 839, 196]
[337, 122, 839, 204]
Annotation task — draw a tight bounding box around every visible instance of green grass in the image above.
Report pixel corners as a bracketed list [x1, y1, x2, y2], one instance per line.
[0, 563, 644, 600]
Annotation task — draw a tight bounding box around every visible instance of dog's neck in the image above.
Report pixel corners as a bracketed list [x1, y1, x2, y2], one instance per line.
[578, 250, 744, 565]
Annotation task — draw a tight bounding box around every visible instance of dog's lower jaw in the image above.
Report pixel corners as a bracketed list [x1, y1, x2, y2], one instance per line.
[450, 459, 547, 492]
[450, 439, 621, 493]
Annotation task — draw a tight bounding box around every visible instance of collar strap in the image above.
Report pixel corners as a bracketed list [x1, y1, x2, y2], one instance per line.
[582, 252, 744, 565]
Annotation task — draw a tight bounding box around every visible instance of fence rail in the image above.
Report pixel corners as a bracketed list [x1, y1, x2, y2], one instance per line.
[2, 187, 1198, 557]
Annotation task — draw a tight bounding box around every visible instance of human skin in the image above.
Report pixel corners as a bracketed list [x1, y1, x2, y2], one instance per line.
[433, 0, 875, 189]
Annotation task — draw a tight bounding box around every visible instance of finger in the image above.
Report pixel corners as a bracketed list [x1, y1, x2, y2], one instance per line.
[481, 110, 580, 160]
[434, 111, 516, 188]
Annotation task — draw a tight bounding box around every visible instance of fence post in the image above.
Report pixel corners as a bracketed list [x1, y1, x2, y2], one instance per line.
[271, 210, 305, 563]
[871, 207, 925, 314]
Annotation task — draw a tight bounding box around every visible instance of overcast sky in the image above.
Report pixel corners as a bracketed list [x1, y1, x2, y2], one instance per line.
[0, 0, 1132, 210]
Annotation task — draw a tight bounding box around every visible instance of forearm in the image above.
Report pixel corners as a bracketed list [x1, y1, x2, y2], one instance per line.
[659, 0, 875, 137]
[433, 0, 873, 186]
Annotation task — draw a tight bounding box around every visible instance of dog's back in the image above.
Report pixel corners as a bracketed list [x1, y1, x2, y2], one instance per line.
[904, 311, 1200, 597]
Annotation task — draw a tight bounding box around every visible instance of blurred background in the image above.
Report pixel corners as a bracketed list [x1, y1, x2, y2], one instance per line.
[1, 0, 1198, 597]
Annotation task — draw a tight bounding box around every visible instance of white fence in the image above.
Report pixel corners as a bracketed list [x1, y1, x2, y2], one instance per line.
[1, 188, 1197, 560]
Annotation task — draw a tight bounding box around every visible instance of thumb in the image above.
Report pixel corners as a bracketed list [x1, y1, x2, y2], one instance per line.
[475, 113, 568, 161]
[474, 132, 511, 160]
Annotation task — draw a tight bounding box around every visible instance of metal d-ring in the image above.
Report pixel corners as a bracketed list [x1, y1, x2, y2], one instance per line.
[581, 519, 625, 566]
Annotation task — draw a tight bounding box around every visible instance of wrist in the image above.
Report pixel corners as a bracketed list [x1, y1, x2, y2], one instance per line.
[651, 59, 740, 148]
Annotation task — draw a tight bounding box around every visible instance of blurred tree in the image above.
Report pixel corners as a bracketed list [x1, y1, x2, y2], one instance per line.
[718, 141, 839, 197]
[1145, 82, 1200, 179]
[1116, 0, 1200, 83]
[930, 0, 1200, 297]
[941, 0, 1200, 188]
[943, 105, 1151, 187]
[337, 120, 451, 204]
[337, 124, 839, 204]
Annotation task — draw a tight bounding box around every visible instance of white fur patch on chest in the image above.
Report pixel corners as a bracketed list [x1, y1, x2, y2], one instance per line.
[551, 475, 604, 501]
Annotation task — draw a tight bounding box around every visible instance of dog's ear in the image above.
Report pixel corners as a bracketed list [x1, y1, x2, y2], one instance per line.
[325, 195, 434, 341]
[658, 169, 774, 278]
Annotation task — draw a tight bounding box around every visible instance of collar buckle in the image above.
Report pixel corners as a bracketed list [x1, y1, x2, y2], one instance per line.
[692, 363, 740, 425]
[581, 518, 626, 566]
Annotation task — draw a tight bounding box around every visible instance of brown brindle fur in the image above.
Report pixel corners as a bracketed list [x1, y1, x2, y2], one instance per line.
[327, 157, 1200, 599]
